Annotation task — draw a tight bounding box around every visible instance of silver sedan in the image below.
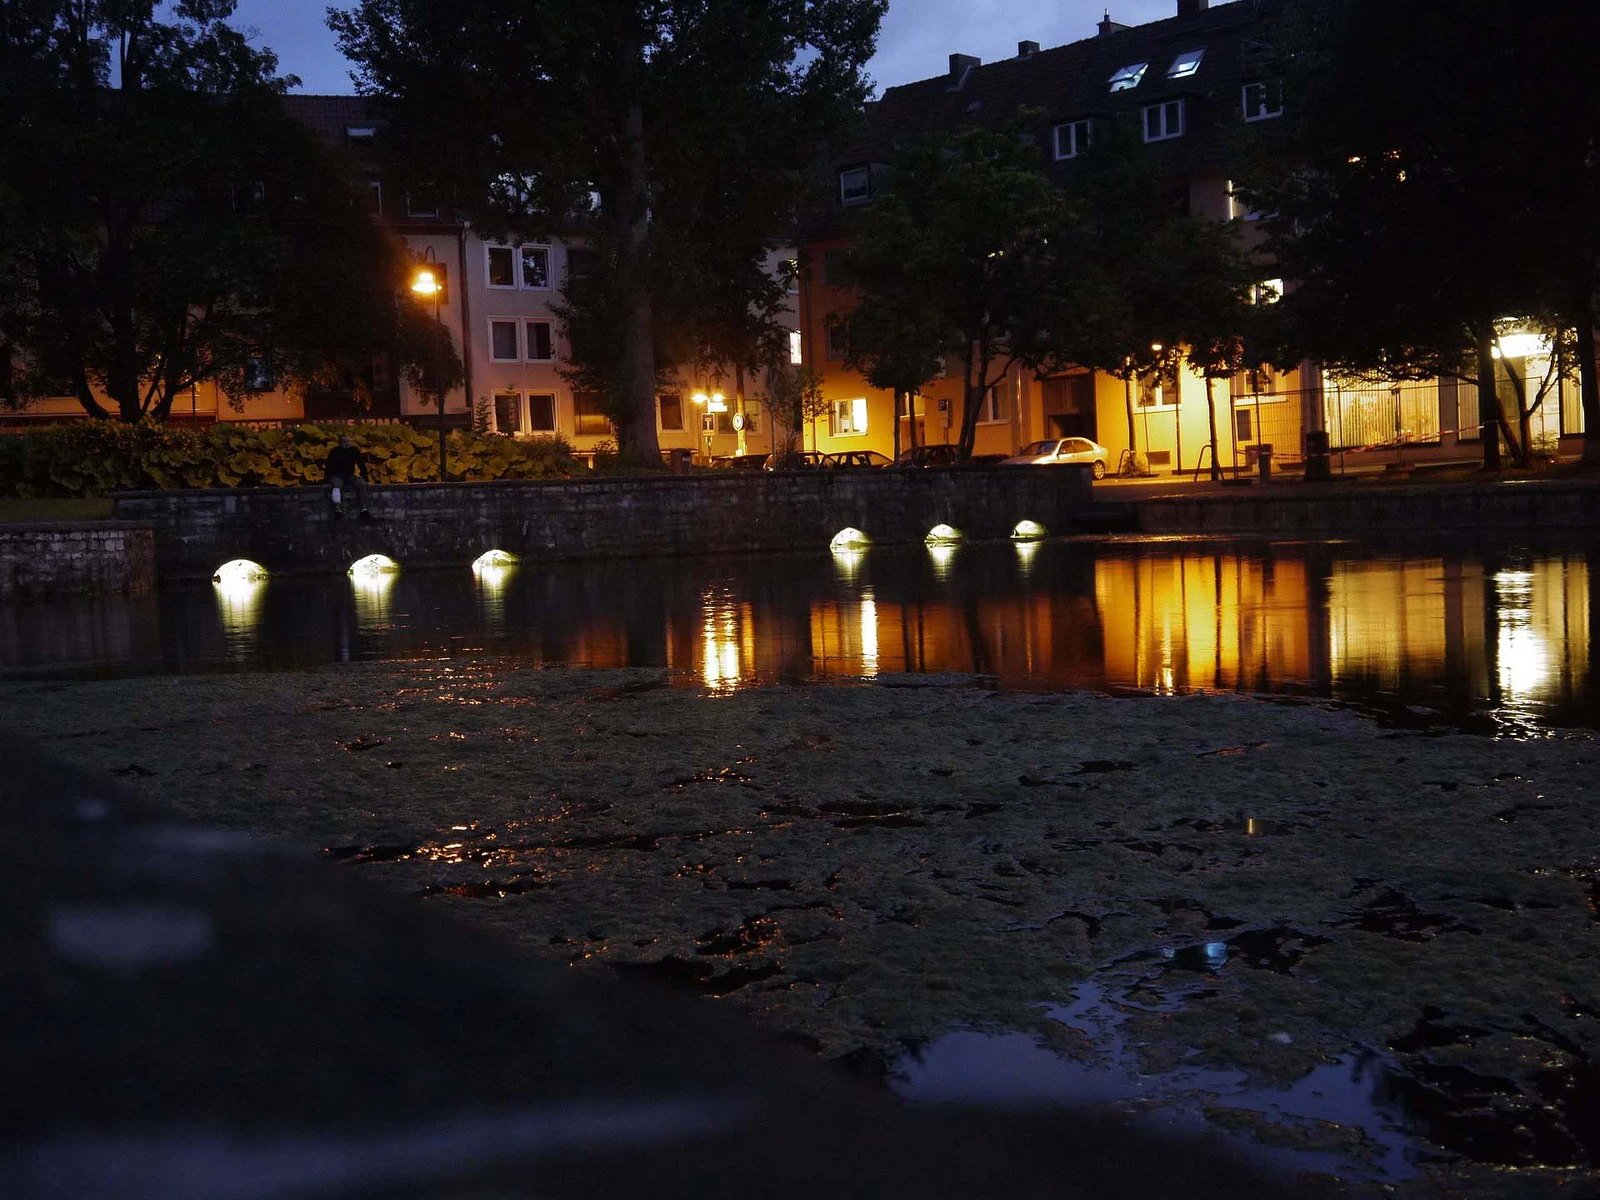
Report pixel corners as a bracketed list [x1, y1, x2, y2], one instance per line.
[998, 437, 1109, 478]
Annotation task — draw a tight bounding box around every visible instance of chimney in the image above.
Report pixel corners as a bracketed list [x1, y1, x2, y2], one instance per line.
[1017, 40, 1040, 58]
[1177, 0, 1209, 16]
[948, 53, 980, 86]
[1097, 11, 1130, 36]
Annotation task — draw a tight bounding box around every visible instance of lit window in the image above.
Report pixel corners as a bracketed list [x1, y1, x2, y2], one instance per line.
[1243, 81, 1283, 121]
[1250, 279, 1284, 305]
[1053, 119, 1092, 160]
[487, 245, 516, 288]
[489, 320, 519, 362]
[520, 245, 550, 289]
[527, 393, 556, 432]
[1168, 48, 1205, 78]
[832, 398, 868, 436]
[839, 166, 871, 205]
[1137, 368, 1177, 408]
[1109, 62, 1149, 91]
[789, 330, 803, 365]
[525, 320, 553, 361]
[1143, 100, 1184, 142]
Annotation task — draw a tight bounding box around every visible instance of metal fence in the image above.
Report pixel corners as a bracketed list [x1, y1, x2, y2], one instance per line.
[1322, 380, 1441, 451]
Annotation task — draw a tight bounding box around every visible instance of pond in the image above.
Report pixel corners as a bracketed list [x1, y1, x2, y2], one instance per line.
[2, 535, 1595, 733]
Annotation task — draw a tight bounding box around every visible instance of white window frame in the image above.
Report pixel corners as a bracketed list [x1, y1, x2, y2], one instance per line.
[839, 166, 871, 205]
[525, 391, 558, 433]
[977, 385, 1008, 425]
[524, 319, 555, 362]
[1168, 48, 1205, 79]
[488, 318, 521, 363]
[520, 244, 551, 290]
[486, 245, 518, 290]
[831, 398, 868, 437]
[1136, 369, 1179, 411]
[658, 392, 685, 432]
[1052, 119, 1091, 161]
[1143, 99, 1185, 143]
[1242, 81, 1283, 122]
[1109, 62, 1149, 92]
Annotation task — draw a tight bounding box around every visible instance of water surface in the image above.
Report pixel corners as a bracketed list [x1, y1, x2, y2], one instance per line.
[2, 537, 1594, 732]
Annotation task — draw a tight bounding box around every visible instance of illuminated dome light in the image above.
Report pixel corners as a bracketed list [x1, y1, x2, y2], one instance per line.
[1011, 520, 1048, 541]
[830, 527, 871, 552]
[348, 553, 400, 578]
[925, 523, 964, 545]
[471, 549, 520, 572]
[212, 558, 269, 585]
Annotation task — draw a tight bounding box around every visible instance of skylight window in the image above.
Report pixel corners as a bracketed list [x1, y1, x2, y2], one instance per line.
[1108, 62, 1149, 91]
[1168, 49, 1205, 79]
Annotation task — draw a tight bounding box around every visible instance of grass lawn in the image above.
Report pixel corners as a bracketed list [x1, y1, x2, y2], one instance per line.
[0, 497, 114, 523]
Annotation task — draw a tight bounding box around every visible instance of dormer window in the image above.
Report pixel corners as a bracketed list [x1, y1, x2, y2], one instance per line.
[839, 166, 871, 205]
[1053, 120, 1092, 161]
[1168, 48, 1205, 79]
[1143, 100, 1185, 142]
[1243, 81, 1283, 121]
[1109, 62, 1149, 91]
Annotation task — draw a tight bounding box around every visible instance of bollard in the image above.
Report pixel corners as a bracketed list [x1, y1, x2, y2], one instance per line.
[1256, 444, 1273, 482]
[1304, 431, 1331, 482]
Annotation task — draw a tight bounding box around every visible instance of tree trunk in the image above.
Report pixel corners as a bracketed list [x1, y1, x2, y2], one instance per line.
[612, 98, 661, 467]
[1205, 375, 1222, 481]
[1578, 315, 1600, 465]
[1475, 328, 1501, 472]
[734, 362, 747, 456]
[1124, 373, 1138, 469]
[957, 345, 981, 460]
[892, 389, 903, 462]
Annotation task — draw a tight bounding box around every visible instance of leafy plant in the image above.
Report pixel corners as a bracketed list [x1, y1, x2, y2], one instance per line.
[0, 422, 577, 497]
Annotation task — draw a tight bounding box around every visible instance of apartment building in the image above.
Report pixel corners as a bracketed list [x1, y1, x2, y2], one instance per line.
[799, 0, 1587, 473]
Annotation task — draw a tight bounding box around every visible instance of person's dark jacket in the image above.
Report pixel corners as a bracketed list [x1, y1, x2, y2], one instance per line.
[323, 444, 366, 480]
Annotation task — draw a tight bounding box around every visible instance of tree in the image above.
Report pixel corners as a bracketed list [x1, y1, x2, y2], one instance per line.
[1236, 0, 1600, 469]
[764, 363, 829, 457]
[828, 265, 947, 462]
[331, 0, 886, 467]
[0, 0, 434, 422]
[839, 123, 1066, 461]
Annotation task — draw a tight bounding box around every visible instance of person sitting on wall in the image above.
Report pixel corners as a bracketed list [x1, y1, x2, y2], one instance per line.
[323, 434, 372, 521]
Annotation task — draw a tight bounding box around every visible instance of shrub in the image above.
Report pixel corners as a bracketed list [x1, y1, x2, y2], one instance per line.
[0, 421, 577, 497]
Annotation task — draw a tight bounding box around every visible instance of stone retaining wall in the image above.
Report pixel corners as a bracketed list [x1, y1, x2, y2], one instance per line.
[111, 468, 1094, 580]
[1129, 478, 1600, 535]
[0, 523, 156, 599]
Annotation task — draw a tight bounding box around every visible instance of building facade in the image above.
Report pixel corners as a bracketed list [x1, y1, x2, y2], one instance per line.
[797, 0, 1588, 473]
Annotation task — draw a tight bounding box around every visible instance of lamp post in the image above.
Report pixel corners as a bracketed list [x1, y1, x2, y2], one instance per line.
[692, 390, 726, 463]
[410, 252, 448, 482]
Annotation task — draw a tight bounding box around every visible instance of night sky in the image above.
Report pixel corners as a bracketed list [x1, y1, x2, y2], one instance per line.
[230, 0, 1185, 96]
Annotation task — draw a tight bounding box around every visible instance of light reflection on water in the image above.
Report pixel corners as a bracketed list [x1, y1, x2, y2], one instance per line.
[2, 539, 1596, 731]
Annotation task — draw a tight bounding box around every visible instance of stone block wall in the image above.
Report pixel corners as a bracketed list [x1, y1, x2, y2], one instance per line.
[111, 467, 1095, 580]
[0, 523, 157, 599]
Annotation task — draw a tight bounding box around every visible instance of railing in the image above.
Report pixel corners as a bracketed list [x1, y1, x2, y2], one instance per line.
[1323, 379, 1441, 451]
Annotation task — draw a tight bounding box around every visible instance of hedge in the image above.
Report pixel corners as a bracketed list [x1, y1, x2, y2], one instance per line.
[0, 422, 577, 497]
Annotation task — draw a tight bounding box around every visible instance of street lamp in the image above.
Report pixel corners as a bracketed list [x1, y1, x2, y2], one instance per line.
[692, 391, 726, 462]
[410, 252, 448, 482]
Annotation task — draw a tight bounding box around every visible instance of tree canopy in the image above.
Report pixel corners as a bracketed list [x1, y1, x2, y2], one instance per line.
[1236, 0, 1600, 467]
[331, 0, 887, 466]
[0, 0, 436, 422]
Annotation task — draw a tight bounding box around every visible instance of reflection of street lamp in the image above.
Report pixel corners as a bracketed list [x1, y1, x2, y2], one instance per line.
[411, 252, 448, 482]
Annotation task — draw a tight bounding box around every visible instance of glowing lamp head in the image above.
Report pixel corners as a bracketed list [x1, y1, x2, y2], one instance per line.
[692, 392, 710, 406]
[1011, 520, 1048, 541]
[829, 527, 871, 552]
[411, 268, 440, 297]
[925, 523, 963, 545]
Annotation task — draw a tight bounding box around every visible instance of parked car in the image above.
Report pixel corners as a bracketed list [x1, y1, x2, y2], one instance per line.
[824, 450, 893, 469]
[892, 444, 960, 468]
[709, 453, 769, 470]
[999, 437, 1109, 478]
[764, 451, 826, 471]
